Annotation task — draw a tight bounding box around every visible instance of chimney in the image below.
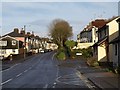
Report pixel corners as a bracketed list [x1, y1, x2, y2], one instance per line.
[14, 28, 19, 33]
[20, 28, 25, 35]
[27, 32, 31, 35]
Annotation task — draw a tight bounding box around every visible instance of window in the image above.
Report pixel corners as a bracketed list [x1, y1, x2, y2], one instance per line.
[106, 26, 109, 36]
[99, 31, 102, 40]
[115, 44, 118, 56]
[12, 40, 16, 45]
[0, 41, 7, 46]
[104, 29, 106, 36]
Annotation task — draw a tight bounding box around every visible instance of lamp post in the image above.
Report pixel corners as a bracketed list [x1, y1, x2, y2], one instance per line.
[24, 25, 26, 59]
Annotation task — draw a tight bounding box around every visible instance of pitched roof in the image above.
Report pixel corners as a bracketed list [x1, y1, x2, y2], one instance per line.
[82, 19, 107, 32]
[91, 19, 106, 29]
[106, 16, 119, 23]
[4, 31, 24, 37]
[116, 17, 120, 22]
[98, 16, 120, 32]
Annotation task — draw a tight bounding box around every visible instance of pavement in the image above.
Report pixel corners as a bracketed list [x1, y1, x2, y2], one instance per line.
[54, 59, 91, 89]
[76, 59, 120, 90]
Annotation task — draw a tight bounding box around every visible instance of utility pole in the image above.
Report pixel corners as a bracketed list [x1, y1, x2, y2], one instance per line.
[24, 25, 26, 59]
[32, 31, 34, 55]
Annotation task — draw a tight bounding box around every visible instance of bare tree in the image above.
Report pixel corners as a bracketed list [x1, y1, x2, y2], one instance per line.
[48, 19, 73, 48]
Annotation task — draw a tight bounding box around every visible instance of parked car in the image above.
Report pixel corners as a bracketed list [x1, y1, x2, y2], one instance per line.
[0, 50, 9, 60]
[40, 50, 44, 53]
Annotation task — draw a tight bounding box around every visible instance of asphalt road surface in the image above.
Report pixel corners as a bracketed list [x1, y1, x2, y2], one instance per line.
[1, 52, 92, 89]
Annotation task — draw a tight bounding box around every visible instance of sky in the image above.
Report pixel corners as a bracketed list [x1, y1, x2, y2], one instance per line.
[1, 0, 119, 40]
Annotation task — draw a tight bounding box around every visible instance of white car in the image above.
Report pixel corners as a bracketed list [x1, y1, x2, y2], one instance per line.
[76, 52, 82, 56]
[40, 50, 44, 53]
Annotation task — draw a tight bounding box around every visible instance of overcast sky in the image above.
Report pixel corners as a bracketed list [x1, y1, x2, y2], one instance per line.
[1, 0, 119, 40]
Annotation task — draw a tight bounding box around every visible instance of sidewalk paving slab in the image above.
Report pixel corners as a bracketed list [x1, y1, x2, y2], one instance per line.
[77, 60, 120, 90]
[88, 77, 119, 90]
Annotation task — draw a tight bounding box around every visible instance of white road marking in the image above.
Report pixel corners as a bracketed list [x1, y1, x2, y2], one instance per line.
[56, 67, 59, 78]
[52, 53, 59, 82]
[54, 82, 56, 85]
[24, 70, 28, 72]
[52, 53, 56, 61]
[43, 84, 48, 88]
[1, 78, 12, 85]
[2, 63, 21, 72]
[52, 86, 55, 88]
[56, 74, 76, 83]
[16, 73, 23, 77]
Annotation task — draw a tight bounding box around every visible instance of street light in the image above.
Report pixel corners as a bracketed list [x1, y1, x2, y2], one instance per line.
[24, 25, 26, 59]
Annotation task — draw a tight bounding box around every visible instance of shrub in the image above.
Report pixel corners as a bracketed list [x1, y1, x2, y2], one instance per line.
[81, 48, 93, 58]
[106, 67, 115, 73]
[56, 51, 66, 60]
[87, 56, 99, 67]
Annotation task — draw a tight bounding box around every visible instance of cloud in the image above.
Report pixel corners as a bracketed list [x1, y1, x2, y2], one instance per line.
[2, 2, 118, 40]
[29, 20, 50, 26]
[1, 0, 120, 2]
[0, 2, 2, 25]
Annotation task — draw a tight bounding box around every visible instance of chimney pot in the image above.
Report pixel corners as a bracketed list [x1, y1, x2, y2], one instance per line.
[14, 28, 19, 33]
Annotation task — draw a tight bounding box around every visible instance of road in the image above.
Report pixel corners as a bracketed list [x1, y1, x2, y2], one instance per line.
[1, 52, 92, 89]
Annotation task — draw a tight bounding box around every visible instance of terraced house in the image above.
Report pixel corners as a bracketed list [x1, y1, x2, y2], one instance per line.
[77, 19, 106, 49]
[93, 16, 120, 67]
[109, 17, 120, 67]
[1, 28, 42, 59]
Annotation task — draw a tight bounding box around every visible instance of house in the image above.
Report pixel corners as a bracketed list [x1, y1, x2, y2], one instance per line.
[96, 16, 120, 66]
[25, 32, 32, 53]
[109, 17, 120, 67]
[0, 35, 23, 59]
[3, 28, 25, 53]
[3, 28, 40, 54]
[4, 28, 25, 42]
[25, 32, 36, 53]
[46, 40, 58, 51]
[25, 32, 44, 54]
[97, 24, 109, 63]
[77, 19, 106, 49]
[31, 35, 41, 53]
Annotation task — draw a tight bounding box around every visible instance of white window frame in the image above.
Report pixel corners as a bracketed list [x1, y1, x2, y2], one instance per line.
[12, 40, 16, 46]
